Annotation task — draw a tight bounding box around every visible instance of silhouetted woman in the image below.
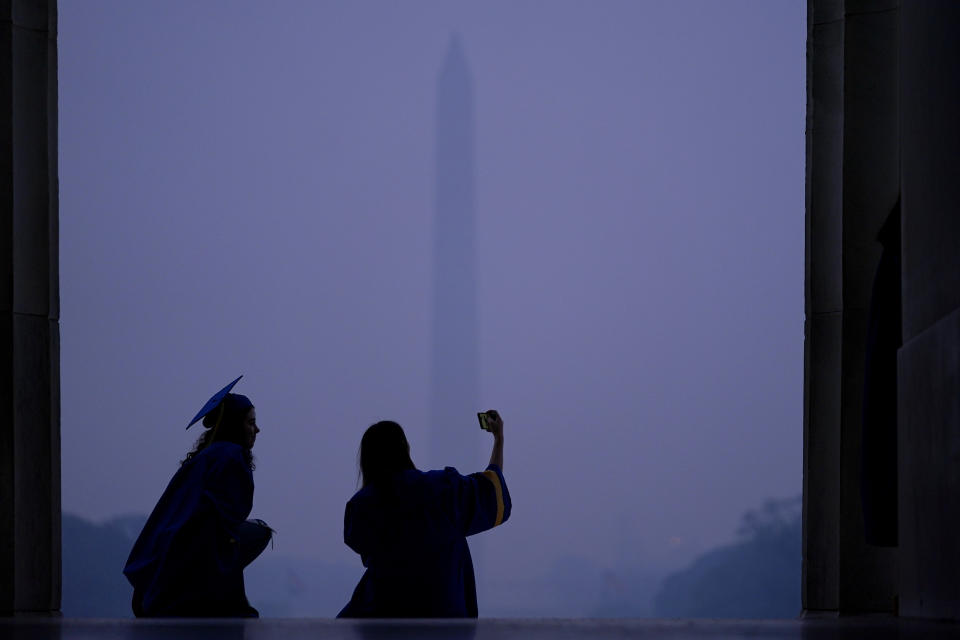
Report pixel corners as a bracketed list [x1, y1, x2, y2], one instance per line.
[124, 376, 272, 617]
[338, 412, 511, 618]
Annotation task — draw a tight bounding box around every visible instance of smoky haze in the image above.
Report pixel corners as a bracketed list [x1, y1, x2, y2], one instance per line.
[58, 0, 805, 616]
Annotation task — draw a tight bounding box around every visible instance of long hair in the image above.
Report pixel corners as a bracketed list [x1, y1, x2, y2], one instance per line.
[182, 393, 255, 469]
[359, 421, 415, 488]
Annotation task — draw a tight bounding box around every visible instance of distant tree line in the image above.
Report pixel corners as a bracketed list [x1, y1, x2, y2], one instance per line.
[652, 496, 801, 618]
[61, 496, 801, 618]
[61, 513, 145, 617]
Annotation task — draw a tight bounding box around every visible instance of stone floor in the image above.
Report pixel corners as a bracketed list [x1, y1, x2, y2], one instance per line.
[2, 617, 960, 640]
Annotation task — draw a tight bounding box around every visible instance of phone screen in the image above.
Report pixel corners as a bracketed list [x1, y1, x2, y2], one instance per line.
[477, 412, 491, 431]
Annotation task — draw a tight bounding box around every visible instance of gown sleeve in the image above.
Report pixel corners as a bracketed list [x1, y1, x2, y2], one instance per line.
[343, 498, 373, 566]
[448, 464, 512, 537]
[202, 447, 254, 529]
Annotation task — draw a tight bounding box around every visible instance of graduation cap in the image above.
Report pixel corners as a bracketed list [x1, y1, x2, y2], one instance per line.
[187, 375, 244, 429]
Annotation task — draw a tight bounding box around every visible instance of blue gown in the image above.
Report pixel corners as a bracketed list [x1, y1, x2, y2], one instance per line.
[124, 442, 258, 617]
[338, 464, 511, 618]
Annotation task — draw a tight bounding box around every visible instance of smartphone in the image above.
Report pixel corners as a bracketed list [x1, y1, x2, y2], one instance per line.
[477, 411, 492, 431]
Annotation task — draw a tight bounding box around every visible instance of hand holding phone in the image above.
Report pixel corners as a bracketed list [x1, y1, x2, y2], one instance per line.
[478, 410, 505, 469]
[477, 410, 503, 436]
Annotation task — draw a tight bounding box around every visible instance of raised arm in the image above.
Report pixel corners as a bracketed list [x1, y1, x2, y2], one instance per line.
[484, 409, 504, 470]
[443, 410, 511, 536]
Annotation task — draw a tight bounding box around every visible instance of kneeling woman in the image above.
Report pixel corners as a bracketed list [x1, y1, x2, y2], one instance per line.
[124, 376, 272, 617]
[338, 411, 511, 618]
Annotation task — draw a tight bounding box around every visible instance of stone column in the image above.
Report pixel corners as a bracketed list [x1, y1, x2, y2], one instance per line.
[804, 0, 899, 614]
[803, 0, 845, 612]
[0, 0, 60, 614]
[836, 0, 899, 614]
[898, 0, 960, 621]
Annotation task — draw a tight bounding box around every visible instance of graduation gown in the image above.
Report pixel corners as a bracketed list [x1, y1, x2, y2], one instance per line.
[124, 442, 258, 617]
[338, 464, 511, 618]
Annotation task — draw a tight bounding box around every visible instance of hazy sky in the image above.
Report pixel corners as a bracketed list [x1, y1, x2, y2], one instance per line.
[58, 0, 805, 605]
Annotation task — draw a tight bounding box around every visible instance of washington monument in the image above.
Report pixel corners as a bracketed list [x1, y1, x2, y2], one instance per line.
[430, 36, 481, 470]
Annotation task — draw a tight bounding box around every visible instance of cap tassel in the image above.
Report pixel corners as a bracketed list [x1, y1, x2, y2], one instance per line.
[209, 402, 226, 442]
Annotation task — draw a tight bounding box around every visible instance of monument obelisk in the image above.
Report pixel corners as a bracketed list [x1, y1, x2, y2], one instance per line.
[430, 36, 481, 472]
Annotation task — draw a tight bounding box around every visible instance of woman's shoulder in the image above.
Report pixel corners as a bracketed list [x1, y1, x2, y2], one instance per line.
[202, 441, 243, 454]
[418, 467, 471, 493]
[425, 466, 464, 481]
[348, 485, 374, 503]
[346, 469, 434, 504]
[195, 441, 247, 465]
